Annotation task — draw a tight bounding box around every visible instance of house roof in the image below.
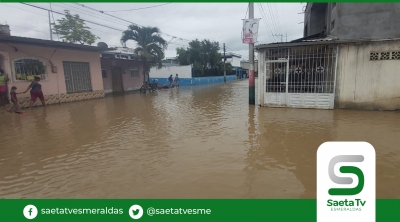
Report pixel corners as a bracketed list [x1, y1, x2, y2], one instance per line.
[221, 52, 242, 58]
[240, 60, 259, 62]
[290, 32, 331, 42]
[255, 36, 400, 50]
[0, 35, 100, 52]
[162, 63, 180, 67]
[102, 47, 135, 54]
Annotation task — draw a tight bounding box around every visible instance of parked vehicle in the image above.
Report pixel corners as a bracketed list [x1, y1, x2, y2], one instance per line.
[140, 80, 158, 94]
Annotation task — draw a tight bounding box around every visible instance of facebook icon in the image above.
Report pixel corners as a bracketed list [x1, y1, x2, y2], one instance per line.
[23, 205, 38, 219]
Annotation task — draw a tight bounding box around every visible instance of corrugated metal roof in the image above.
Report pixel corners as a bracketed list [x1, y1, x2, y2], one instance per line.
[255, 37, 400, 50]
[301, 36, 338, 42]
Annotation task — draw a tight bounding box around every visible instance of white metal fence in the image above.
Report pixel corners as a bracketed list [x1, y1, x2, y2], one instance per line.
[265, 45, 337, 94]
[261, 44, 338, 109]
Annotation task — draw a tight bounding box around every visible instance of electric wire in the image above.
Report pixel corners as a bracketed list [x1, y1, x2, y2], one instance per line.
[104, 3, 172, 12]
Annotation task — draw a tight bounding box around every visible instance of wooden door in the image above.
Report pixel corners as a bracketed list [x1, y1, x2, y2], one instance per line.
[111, 66, 123, 92]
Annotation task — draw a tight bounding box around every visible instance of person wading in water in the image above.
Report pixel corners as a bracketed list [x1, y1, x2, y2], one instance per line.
[174, 74, 179, 87]
[0, 69, 9, 107]
[168, 74, 173, 87]
[22, 76, 45, 109]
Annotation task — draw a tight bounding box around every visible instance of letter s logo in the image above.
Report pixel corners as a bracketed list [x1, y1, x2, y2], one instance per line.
[328, 155, 364, 195]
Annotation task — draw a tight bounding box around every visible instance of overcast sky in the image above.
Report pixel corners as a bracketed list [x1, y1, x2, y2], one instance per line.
[0, 3, 306, 60]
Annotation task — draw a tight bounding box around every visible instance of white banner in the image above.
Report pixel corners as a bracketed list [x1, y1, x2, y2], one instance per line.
[242, 19, 261, 44]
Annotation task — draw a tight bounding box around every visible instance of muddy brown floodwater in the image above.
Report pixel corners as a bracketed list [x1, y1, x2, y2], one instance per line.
[0, 80, 399, 198]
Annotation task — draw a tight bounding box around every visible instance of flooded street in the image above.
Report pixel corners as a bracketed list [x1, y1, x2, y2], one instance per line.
[0, 80, 399, 198]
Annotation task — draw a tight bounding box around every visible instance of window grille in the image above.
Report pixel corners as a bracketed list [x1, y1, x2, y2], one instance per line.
[63, 62, 92, 93]
[102, 69, 107, 78]
[14, 58, 47, 81]
[130, 68, 140, 77]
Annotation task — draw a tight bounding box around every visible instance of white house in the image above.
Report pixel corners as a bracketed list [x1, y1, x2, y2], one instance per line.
[256, 37, 400, 111]
[100, 47, 135, 59]
[221, 52, 242, 67]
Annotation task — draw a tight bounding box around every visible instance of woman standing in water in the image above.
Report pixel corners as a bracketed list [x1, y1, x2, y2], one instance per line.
[23, 76, 45, 109]
[0, 69, 9, 107]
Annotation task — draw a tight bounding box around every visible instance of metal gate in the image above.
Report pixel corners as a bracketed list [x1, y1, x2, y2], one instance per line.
[263, 45, 337, 109]
[111, 66, 123, 92]
[63, 62, 92, 93]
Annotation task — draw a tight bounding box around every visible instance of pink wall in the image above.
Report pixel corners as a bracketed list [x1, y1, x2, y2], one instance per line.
[100, 58, 144, 93]
[0, 43, 102, 97]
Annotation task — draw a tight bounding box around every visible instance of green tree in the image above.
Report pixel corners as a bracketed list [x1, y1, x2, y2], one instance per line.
[176, 39, 226, 76]
[217, 61, 233, 74]
[52, 10, 99, 45]
[121, 25, 167, 84]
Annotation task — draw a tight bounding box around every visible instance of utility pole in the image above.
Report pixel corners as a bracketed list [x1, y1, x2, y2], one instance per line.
[48, 10, 53, 41]
[286, 33, 287, 42]
[249, 2, 255, 105]
[273, 34, 283, 43]
[223, 43, 226, 83]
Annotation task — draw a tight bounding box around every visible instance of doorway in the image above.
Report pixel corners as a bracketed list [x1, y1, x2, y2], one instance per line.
[262, 45, 337, 109]
[0, 53, 10, 105]
[111, 66, 123, 92]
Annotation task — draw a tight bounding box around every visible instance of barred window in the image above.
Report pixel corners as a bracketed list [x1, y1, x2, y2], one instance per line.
[14, 58, 47, 81]
[63, 62, 92, 93]
[130, 68, 139, 77]
[102, 69, 107, 78]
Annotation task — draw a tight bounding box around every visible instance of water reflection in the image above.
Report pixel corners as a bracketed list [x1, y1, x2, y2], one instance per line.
[0, 80, 399, 198]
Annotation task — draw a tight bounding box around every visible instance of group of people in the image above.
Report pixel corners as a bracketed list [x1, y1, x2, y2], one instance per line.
[168, 74, 179, 87]
[0, 69, 45, 114]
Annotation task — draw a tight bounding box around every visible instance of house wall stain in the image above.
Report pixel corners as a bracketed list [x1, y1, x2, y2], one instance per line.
[336, 41, 400, 110]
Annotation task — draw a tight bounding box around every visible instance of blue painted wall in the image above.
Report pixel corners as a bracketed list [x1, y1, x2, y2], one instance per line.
[191, 75, 236, 85]
[150, 78, 192, 86]
[150, 75, 236, 86]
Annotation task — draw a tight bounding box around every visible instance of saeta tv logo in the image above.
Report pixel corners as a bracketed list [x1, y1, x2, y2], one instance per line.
[317, 142, 375, 222]
[328, 155, 364, 196]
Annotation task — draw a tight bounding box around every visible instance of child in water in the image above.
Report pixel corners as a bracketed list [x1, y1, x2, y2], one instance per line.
[7, 86, 23, 114]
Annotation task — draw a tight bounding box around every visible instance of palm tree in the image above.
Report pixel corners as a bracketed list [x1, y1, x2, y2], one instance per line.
[121, 25, 167, 85]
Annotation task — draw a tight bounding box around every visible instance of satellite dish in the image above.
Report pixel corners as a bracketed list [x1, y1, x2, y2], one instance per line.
[97, 42, 108, 49]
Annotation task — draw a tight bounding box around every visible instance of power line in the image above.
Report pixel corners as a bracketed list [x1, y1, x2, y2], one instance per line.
[257, 4, 273, 40]
[264, 4, 279, 35]
[222, 46, 249, 60]
[9, 24, 48, 34]
[168, 42, 187, 48]
[267, 3, 280, 34]
[272, 3, 282, 34]
[257, 3, 277, 42]
[261, 4, 279, 42]
[72, 3, 192, 43]
[2, 4, 48, 17]
[17, 3, 188, 49]
[20, 3, 125, 32]
[50, 4, 124, 38]
[260, 4, 279, 37]
[3, 3, 119, 40]
[52, 3, 130, 27]
[56, 3, 127, 26]
[49, 3, 59, 40]
[103, 3, 172, 12]
[259, 4, 276, 36]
